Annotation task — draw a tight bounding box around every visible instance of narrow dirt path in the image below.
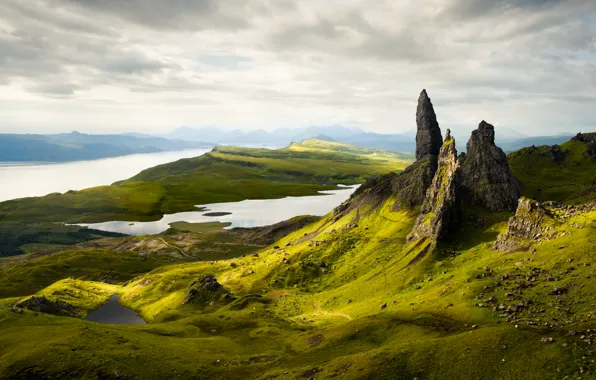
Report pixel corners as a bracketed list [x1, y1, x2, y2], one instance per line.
[158, 238, 192, 258]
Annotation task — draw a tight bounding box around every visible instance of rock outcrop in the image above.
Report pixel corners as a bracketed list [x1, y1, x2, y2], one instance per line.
[16, 296, 80, 317]
[572, 132, 596, 158]
[459, 121, 519, 212]
[493, 197, 558, 252]
[182, 275, 235, 307]
[415, 89, 443, 160]
[407, 130, 460, 247]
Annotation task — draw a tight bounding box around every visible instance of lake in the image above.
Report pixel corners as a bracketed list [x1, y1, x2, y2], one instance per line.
[78, 185, 359, 235]
[85, 295, 146, 325]
[0, 149, 210, 202]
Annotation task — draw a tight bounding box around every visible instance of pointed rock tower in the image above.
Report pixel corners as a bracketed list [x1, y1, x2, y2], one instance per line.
[459, 121, 520, 212]
[407, 130, 460, 247]
[415, 89, 443, 160]
[390, 90, 444, 209]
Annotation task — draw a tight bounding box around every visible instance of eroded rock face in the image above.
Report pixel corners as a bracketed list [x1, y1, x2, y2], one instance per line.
[460, 121, 519, 212]
[572, 132, 596, 158]
[407, 130, 460, 246]
[390, 155, 438, 210]
[415, 89, 443, 160]
[16, 296, 80, 317]
[493, 197, 558, 252]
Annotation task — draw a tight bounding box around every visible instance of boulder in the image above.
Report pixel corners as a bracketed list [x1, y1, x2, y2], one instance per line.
[459, 121, 520, 212]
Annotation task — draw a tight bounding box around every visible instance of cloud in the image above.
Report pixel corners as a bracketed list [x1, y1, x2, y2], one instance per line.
[0, 0, 594, 135]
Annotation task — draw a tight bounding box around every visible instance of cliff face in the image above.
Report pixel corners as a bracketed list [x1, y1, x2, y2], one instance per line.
[459, 121, 520, 212]
[407, 130, 460, 246]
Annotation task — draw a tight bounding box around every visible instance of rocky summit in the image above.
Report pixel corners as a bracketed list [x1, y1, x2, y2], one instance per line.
[415, 89, 443, 160]
[459, 120, 520, 212]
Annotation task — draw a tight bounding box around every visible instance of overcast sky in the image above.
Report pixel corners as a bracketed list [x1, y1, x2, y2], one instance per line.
[0, 0, 595, 136]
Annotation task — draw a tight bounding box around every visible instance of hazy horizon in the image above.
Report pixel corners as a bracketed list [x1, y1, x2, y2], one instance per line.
[1, 1, 595, 136]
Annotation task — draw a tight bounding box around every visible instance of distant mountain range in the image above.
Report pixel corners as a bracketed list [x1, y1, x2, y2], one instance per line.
[0, 126, 578, 163]
[0, 132, 213, 162]
[165, 125, 574, 153]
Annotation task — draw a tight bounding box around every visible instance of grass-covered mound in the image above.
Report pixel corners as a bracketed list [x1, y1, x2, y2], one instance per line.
[0, 190, 594, 379]
[508, 133, 596, 204]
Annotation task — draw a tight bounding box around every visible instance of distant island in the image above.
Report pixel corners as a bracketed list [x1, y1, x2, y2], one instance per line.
[0, 131, 214, 163]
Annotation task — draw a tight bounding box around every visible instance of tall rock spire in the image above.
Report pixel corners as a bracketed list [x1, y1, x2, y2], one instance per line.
[415, 89, 443, 160]
[459, 121, 520, 212]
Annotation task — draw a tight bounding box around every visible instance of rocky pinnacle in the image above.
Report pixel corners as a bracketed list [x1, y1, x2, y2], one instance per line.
[407, 129, 460, 247]
[459, 121, 520, 212]
[415, 89, 443, 160]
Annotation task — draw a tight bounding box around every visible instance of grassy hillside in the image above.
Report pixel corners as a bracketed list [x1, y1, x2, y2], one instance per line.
[0, 140, 412, 225]
[1, 190, 594, 379]
[1, 136, 595, 379]
[508, 136, 596, 203]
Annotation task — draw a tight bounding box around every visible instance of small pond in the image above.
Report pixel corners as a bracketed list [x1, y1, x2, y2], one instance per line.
[78, 185, 359, 236]
[85, 295, 146, 325]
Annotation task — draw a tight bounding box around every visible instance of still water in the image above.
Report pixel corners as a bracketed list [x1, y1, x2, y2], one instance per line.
[85, 295, 146, 325]
[0, 149, 210, 202]
[78, 185, 359, 236]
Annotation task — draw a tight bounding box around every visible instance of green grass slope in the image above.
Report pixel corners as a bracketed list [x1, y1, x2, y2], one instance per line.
[509, 135, 596, 203]
[1, 191, 594, 379]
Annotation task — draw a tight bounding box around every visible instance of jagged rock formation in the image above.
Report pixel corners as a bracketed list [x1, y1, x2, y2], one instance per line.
[459, 121, 519, 212]
[572, 132, 596, 158]
[334, 90, 443, 217]
[16, 296, 80, 317]
[407, 130, 460, 246]
[493, 197, 558, 252]
[415, 89, 443, 160]
[182, 275, 235, 307]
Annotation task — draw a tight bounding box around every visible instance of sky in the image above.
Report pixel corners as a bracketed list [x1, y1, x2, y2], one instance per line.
[0, 0, 595, 136]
